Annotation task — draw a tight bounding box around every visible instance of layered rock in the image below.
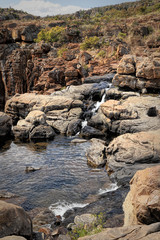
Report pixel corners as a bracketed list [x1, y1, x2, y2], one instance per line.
[113, 54, 160, 92]
[106, 129, 160, 182]
[123, 165, 160, 226]
[100, 93, 160, 135]
[0, 200, 32, 239]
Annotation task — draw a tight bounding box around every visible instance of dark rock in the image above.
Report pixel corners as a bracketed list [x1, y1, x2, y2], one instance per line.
[80, 126, 105, 140]
[29, 125, 56, 141]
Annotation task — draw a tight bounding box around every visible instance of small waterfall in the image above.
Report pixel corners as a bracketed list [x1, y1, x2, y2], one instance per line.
[81, 82, 112, 129]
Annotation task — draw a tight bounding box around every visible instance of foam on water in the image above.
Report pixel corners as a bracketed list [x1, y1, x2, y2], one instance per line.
[49, 201, 88, 219]
[98, 183, 119, 195]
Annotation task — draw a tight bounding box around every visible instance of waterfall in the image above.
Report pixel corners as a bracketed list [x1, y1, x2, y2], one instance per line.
[81, 82, 112, 129]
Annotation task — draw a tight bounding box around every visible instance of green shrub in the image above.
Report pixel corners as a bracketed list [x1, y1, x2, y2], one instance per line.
[97, 50, 106, 58]
[35, 26, 65, 43]
[80, 36, 100, 50]
[57, 47, 68, 57]
[118, 32, 127, 39]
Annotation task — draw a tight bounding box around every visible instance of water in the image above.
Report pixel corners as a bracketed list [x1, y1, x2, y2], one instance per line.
[0, 136, 112, 213]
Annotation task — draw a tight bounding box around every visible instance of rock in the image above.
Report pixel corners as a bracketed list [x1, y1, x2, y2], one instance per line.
[100, 95, 160, 134]
[78, 222, 160, 240]
[0, 190, 16, 199]
[80, 126, 105, 140]
[0, 112, 12, 139]
[67, 119, 82, 136]
[74, 214, 97, 228]
[32, 208, 55, 231]
[84, 74, 114, 84]
[25, 110, 46, 125]
[79, 52, 92, 65]
[25, 166, 41, 173]
[13, 125, 30, 141]
[71, 139, 87, 144]
[0, 200, 32, 238]
[123, 166, 160, 226]
[106, 130, 160, 183]
[0, 236, 27, 240]
[114, 55, 160, 91]
[29, 125, 56, 141]
[117, 55, 135, 74]
[21, 24, 40, 42]
[86, 139, 107, 167]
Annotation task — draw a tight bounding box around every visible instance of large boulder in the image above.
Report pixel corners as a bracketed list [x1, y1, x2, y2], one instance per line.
[123, 166, 160, 226]
[29, 125, 56, 141]
[86, 139, 107, 167]
[106, 129, 160, 183]
[0, 200, 32, 239]
[78, 222, 160, 240]
[0, 112, 12, 140]
[100, 95, 160, 135]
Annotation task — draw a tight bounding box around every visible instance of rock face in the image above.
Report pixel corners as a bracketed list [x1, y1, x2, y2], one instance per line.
[123, 166, 160, 226]
[100, 93, 160, 135]
[0, 112, 12, 140]
[106, 129, 160, 182]
[0, 200, 32, 239]
[113, 54, 160, 91]
[78, 222, 160, 240]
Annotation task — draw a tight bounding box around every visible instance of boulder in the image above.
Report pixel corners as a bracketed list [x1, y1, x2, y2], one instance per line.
[86, 139, 107, 167]
[117, 55, 135, 75]
[74, 214, 97, 228]
[0, 200, 32, 239]
[123, 166, 160, 226]
[80, 126, 105, 140]
[78, 222, 160, 240]
[106, 130, 160, 183]
[25, 110, 46, 125]
[29, 125, 56, 140]
[0, 236, 27, 240]
[100, 95, 160, 135]
[0, 112, 12, 139]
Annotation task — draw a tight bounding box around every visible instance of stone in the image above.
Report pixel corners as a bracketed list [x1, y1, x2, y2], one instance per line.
[29, 125, 56, 140]
[80, 126, 105, 140]
[100, 95, 160, 135]
[106, 130, 160, 183]
[86, 139, 107, 167]
[74, 214, 97, 228]
[78, 222, 160, 240]
[123, 166, 160, 226]
[13, 125, 30, 141]
[25, 110, 46, 125]
[0, 112, 12, 139]
[117, 55, 135, 75]
[0, 200, 32, 238]
[0, 236, 27, 240]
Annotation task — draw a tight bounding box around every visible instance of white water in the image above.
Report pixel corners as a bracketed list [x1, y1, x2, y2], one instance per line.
[98, 183, 119, 195]
[49, 201, 89, 220]
[92, 84, 112, 114]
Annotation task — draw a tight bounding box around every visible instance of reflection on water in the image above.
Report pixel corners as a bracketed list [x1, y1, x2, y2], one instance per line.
[0, 136, 111, 211]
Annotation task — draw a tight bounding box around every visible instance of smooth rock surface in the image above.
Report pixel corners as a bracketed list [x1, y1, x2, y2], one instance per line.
[78, 222, 160, 240]
[0, 200, 32, 238]
[106, 130, 160, 183]
[123, 165, 160, 226]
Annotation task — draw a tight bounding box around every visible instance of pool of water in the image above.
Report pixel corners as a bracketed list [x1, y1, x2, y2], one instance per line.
[0, 136, 112, 213]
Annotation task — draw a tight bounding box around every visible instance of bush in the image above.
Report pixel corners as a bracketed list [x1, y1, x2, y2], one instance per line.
[80, 36, 100, 50]
[35, 26, 65, 43]
[118, 32, 127, 39]
[57, 47, 68, 57]
[97, 50, 106, 58]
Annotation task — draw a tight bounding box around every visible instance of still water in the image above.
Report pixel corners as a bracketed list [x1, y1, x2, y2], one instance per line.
[0, 136, 114, 214]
